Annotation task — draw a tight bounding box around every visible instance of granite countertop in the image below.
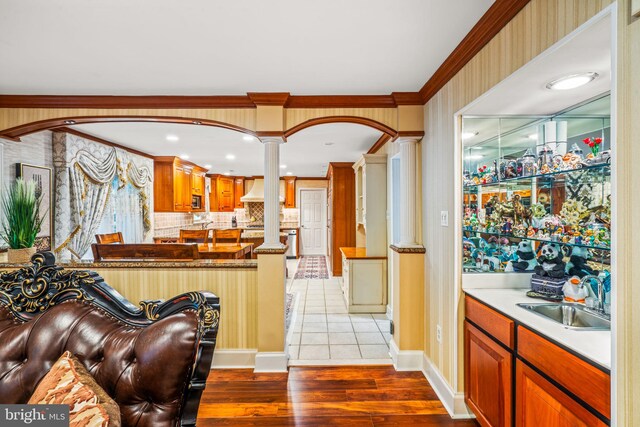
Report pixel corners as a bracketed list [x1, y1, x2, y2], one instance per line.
[465, 288, 611, 370]
[0, 259, 258, 269]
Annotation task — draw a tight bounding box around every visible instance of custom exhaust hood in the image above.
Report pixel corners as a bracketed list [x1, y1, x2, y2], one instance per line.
[240, 179, 285, 203]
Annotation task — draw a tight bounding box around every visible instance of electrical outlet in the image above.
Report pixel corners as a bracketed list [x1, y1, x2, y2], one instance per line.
[440, 211, 449, 227]
[436, 325, 442, 344]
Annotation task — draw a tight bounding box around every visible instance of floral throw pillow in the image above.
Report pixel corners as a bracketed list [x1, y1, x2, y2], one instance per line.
[28, 351, 121, 427]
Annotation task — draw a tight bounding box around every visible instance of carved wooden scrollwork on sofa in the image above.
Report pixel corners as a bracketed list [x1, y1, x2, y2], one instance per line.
[0, 252, 220, 427]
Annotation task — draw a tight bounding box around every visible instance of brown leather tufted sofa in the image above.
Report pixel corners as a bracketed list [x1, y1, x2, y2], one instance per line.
[0, 252, 220, 427]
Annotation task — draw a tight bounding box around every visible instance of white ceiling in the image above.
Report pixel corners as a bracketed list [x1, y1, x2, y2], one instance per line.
[70, 122, 382, 177]
[0, 0, 493, 95]
[463, 12, 611, 115]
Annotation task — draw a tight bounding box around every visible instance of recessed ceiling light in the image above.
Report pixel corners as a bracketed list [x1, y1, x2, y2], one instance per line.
[546, 72, 598, 90]
[64, 120, 76, 125]
[225, 154, 236, 160]
[223, 171, 231, 176]
[462, 132, 478, 140]
[465, 154, 484, 160]
[243, 135, 255, 142]
[179, 154, 189, 160]
[286, 172, 293, 176]
[471, 147, 483, 150]
[204, 164, 212, 169]
[166, 135, 179, 142]
[280, 164, 287, 169]
[528, 134, 538, 140]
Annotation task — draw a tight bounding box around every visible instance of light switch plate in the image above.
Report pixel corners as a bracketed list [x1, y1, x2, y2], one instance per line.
[440, 211, 449, 227]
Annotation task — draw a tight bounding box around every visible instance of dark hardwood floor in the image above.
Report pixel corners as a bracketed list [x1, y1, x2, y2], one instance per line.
[197, 366, 479, 426]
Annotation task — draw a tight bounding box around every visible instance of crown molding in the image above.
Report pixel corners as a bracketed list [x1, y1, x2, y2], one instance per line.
[419, 0, 531, 104]
[391, 92, 423, 106]
[0, 95, 256, 109]
[247, 92, 290, 106]
[286, 95, 398, 108]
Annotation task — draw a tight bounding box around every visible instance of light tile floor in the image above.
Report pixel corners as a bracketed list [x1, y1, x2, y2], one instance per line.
[286, 259, 392, 365]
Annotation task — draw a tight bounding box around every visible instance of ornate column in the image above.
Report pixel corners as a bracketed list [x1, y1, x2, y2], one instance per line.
[397, 137, 421, 247]
[261, 136, 285, 249]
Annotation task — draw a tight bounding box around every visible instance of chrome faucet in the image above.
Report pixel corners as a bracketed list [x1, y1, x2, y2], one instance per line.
[580, 275, 605, 314]
[201, 221, 214, 230]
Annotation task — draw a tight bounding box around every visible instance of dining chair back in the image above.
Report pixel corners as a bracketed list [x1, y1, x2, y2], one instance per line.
[213, 229, 242, 244]
[179, 229, 210, 244]
[95, 232, 124, 244]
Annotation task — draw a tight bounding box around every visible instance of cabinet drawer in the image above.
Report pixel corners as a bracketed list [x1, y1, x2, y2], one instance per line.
[517, 326, 610, 419]
[465, 296, 515, 349]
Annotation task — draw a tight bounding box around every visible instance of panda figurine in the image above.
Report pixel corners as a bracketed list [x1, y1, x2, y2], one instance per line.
[506, 240, 538, 272]
[565, 246, 598, 278]
[534, 243, 566, 278]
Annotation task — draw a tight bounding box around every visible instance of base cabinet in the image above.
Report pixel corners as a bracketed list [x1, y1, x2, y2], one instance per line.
[464, 321, 512, 427]
[464, 295, 610, 427]
[516, 361, 606, 427]
[341, 253, 387, 313]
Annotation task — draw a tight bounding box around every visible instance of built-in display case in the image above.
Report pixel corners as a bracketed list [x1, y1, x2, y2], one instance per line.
[461, 94, 611, 282]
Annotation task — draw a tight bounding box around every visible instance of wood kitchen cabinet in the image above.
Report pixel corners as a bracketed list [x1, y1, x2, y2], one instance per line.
[464, 295, 610, 427]
[284, 176, 296, 208]
[327, 163, 356, 276]
[208, 174, 235, 212]
[464, 321, 512, 427]
[154, 157, 206, 212]
[515, 361, 606, 427]
[234, 177, 245, 209]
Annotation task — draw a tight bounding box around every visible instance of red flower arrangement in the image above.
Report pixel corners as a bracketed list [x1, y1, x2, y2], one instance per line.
[582, 137, 603, 157]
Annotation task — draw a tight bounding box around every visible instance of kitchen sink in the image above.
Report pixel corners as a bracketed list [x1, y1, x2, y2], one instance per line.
[517, 303, 610, 331]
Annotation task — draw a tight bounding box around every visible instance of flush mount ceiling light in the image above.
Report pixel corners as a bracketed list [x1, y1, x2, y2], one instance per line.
[225, 154, 236, 160]
[546, 72, 598, 90]
[179, 154, 189, 160]
[166, 134, 179, 142]
[204, 164, 212, 169]
[280, 164, 287, 169]
[462, 131, 479, 140]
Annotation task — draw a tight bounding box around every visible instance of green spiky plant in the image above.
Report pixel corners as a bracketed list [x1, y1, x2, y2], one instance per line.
[0, 178, 44, 249]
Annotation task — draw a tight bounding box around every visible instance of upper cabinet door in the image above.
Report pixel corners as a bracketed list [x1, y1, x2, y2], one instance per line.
[217, 177, 234, 212]
[234, 178, 244, 209]
[192, 171, 205, 196]
[284, 177, 296, 208]
[173, 166, 186, 210]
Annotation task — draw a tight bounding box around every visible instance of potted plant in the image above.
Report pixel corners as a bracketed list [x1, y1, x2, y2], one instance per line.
[1, 178, 45, 263]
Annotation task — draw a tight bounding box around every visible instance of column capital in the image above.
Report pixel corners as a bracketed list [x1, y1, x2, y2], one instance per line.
[393, 131, 424, 144]
[257, 133, 286, 144]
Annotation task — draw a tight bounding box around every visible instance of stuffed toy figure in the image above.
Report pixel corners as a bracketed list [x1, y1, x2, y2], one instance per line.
[505, 240, 538, 272]
[565, 246, 598, 278]
[534, 243, 566, 278]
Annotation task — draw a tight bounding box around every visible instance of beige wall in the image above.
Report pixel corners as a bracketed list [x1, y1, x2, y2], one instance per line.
[421, 0, 613, 396]
[77, 267, 259, 350]
[615, 1, 640, 425]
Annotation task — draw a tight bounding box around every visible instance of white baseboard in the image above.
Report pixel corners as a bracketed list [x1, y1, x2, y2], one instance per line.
[254, 351, 289, 373]
[211, 349, 257, 369]
[389, 338, 424, 371]
[422, 353, 474, 419]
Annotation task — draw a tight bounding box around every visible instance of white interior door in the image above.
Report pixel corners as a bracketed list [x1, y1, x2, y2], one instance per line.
[300, 189, 326, 255]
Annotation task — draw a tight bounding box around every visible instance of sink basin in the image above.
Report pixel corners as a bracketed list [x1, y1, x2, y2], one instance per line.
[517, 303, 610, 330]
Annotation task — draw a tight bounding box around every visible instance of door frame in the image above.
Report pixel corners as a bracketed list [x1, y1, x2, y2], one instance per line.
[297, 187, 327, 256]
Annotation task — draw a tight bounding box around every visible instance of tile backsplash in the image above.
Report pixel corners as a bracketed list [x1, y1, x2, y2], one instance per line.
[154, 207, 300, 237]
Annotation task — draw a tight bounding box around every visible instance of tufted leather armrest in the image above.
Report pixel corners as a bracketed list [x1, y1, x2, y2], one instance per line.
[0, 252, 220, 427]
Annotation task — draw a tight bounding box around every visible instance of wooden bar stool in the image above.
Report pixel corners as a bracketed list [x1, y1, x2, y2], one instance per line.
[179, 229, 210, 244]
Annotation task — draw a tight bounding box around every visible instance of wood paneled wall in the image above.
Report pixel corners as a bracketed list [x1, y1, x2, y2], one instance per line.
[420, 0, 613, 397]
[68, 267, 259, 350]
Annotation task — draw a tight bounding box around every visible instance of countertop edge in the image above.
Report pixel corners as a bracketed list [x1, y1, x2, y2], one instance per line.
[0, 260, 258, 269]
[464, 288, 611, 371]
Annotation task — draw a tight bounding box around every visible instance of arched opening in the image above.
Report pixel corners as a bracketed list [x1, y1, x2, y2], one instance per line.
[284, 116, 397, 139]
